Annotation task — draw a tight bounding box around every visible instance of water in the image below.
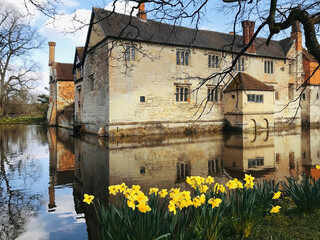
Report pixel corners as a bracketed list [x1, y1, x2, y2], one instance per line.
[0, 125, 319, 239]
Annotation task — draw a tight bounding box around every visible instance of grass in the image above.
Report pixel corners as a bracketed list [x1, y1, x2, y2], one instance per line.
[0, 115, 44, 124]
[247, 210, 320, 239]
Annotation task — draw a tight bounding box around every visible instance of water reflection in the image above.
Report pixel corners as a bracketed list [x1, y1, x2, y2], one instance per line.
[1, 125, 320, 239]
[0, 125, 46, 239]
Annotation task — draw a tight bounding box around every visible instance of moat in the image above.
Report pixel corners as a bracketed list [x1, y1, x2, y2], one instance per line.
[1, 124, 319, 239]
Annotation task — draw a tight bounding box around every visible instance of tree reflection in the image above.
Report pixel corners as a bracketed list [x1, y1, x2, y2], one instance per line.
[0, 125, 43, 239]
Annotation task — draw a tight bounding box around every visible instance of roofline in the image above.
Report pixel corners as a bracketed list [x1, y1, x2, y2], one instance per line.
[103, 35, 289, 60]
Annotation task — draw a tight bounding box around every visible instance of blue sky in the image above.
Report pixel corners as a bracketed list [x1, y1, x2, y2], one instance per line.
[2, 0, 274, 95]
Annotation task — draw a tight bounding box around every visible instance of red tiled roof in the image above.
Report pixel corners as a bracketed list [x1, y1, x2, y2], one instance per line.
[54, 62, 73, 81]
[224, 72, 274, 92]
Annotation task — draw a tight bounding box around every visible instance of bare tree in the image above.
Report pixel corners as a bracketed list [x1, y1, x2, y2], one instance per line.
[0, 2, 43, 116]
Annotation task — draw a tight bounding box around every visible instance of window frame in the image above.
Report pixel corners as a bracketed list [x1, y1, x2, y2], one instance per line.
[208, 54, 220, 68]
[176, 49, 190, 66]
[175, 84, 191, 102]
[264, 60, 274, 74]
[247, 94, 264, 103]
[124, 45, 136, 61]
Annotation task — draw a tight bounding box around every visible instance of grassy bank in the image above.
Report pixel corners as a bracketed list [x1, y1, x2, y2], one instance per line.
[0, 116, 44, 124]
[247, 210, 320, 240]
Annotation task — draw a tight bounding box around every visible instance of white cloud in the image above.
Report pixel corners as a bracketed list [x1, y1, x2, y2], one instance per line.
[60, 0, 80, 8]
[39, 8, 91, 46]
[105, 0, 138, 15]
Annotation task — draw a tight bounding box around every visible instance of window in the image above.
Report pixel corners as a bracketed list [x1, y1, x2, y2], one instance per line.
[140, 96, 145, 102]
[247, 94, 263, 103]
[302, 93, 306, 100]
[248, 157, 264, 168]
[175, 86, 190, 102]
[208, 55, 220, 68]
[176, 163, 190, 183]
[125, 45, 135, 61]
[176, 50, 190, 66]
[276, 153, 280, 163]
[234, 57, 245, 71]
[275, 91, 279, 100]
[264, 60, 274, 74]
[288, 83, 294, 100]
[88, 74, 94, 91]
[207, 87, 221, 102]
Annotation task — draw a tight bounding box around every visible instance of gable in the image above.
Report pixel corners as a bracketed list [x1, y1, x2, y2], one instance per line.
[87, 16, 106, 50]
[224, 72, 274, 92]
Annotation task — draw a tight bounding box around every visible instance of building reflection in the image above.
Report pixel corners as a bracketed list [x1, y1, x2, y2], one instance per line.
[47, 127, 75, 211]
[47, 127, 320, 239]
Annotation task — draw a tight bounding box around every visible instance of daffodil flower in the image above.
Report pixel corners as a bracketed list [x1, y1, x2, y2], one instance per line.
[272, 191, 281, 200]
[270, 205, 281, 213]
[208, 198, 222, 208]
[83, 194, 94, 205]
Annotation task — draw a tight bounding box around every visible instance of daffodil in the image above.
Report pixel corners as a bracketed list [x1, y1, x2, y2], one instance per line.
[83, 194, 94, 205]
[168, 202, 177, 215]
[132, 185, 141, 192]
[149, 188, 159, 195]
[270, 205, 281, 213]
[118, 183, 127, 193]
[127, 200, 136, 210]
[159, 189, 168, 198]
[137, 202, 151, 213]
[272, 191, 281, 200]
[208, 198, 222, 208]
[108, 185, 118, 195]
[316, 165, 320, 169]
[205, 176, 214, 184]
[200, 184, 209, 193]
[226, 179, 237, 190]
[244, 181, 254, 189]
[244, 174, 255, 182]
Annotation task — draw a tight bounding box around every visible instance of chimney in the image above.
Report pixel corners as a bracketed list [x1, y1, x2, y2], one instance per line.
[48, 42, 56, 66]
[137, 2, 146, 20]
[291, 21, 302, 51]
[242, 20, 256, 53]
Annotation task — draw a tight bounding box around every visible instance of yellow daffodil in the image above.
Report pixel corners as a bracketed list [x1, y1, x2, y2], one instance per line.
[137, 202, 151, 213]
[226, 180, 237, 190]
[205, 176, 214, 184]
[200, 184, 209, 193]
[199, 194, 206, 204]
[159, 189, 168, 198]
[244, 174, 255, 182]
[149, 188, 159, 195]
[270, 205, 281, 213]
[136, 191, 148, 204]
[193, 196, 202, 208]
[127, 200, 136, 210]
[168, 202, 177, 215]
[83, 194, 94, 205]
[316, 165, 320, 169]
[244, 181, 254, 189]
[132, 185, 141, 192]
[208, 198, 222, 208]
[272, 191, 281, 200]
[119, 183, 127, 193]
[108, 185, 118, 195]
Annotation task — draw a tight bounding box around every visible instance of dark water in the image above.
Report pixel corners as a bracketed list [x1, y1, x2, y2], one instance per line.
[0, 125, 319, 239]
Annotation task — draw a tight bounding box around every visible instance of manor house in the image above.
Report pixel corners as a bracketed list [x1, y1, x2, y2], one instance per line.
[68, 5, 319, 137]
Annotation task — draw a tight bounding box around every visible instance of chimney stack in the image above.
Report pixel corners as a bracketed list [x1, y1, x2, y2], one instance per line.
[48, 42, 56, 66]
[291, 21, 302, 51]
[242, 20, 256, 54]
[137, 2, 147, 20]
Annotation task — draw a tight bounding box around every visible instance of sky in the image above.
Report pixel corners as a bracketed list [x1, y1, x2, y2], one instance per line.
[1, 0, 272, 95]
